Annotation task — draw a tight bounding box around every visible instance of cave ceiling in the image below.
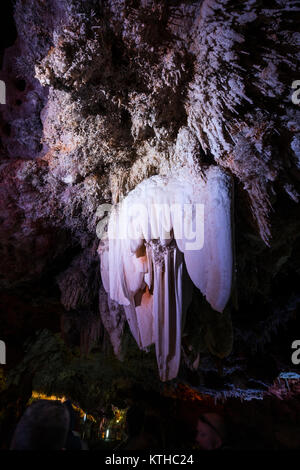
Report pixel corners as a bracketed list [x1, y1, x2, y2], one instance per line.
[0, 0, 299, 405]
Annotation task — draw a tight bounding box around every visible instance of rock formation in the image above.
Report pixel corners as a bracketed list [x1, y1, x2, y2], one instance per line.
[0, 0, 299, 414]
[99, 165, 233, 380]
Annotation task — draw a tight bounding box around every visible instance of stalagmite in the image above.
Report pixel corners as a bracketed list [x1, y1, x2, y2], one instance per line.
[98, 166, 233, 381]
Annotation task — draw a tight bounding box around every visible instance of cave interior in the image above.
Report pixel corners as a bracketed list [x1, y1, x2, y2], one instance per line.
[0, 0, 299, 451]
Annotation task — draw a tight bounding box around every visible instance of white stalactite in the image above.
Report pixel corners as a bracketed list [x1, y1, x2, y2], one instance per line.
[98, 166, 233, 381]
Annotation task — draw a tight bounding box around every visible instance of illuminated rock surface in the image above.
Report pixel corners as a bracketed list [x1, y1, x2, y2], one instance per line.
[0, 0, 299, 427]
[99, 166, 233, 379]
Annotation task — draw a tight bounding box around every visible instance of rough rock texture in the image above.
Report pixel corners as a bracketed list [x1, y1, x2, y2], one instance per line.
[0, 0, 299, 412]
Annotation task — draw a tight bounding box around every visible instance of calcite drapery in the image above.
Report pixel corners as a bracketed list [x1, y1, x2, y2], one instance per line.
[98, 166, 233, 381]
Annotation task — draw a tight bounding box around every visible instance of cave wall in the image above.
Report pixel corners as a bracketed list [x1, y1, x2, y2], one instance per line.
[0, 0, 299, 416]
